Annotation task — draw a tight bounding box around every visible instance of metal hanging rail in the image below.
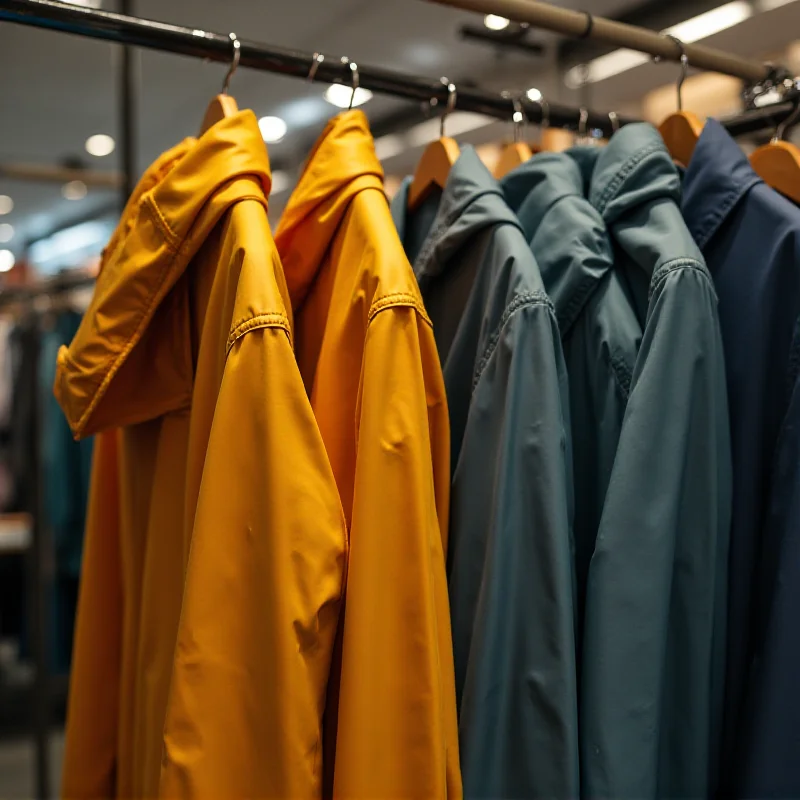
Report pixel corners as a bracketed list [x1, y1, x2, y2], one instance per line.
[0, 0, 636, 136]
[421, 0, 773, 83]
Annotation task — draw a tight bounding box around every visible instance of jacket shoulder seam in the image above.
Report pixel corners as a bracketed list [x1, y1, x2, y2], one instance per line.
[368, 292, 433, 327]
[226, 313, 293, 355]
[472, 291, 554, 391]
[649, 257, 714, 302]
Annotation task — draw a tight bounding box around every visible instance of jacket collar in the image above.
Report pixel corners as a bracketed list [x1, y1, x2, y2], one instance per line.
[55, 111, 273, 438]
[396, 146, 522, 289]
[274, 110, 384, 310]
[681, 118, 762, 250]
[501, 152, 614, 334]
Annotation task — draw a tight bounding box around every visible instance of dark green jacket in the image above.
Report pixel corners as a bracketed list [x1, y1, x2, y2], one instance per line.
[392, 147, 578, 799]
[501, 153, 641, 633]
[573, 125, 732, 799]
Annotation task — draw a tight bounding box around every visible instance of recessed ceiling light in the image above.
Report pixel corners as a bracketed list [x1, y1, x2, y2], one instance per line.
[62, 180, 88, 201]
[526, 88, 543, 103]
[0, 225, 13, 244]
[85, 133, 115, 157]
[484, 14, 510, 30]
[258, 116, 288, 143]
[324, 84, 373, 109]
[0, 250, 15, 273]
[0, 196, 13, 215]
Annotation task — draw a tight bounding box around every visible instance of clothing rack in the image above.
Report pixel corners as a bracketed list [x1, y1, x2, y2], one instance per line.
[0, 0, 632, 137]
[0, 0, 796, 145]
[423, 0, 775, 83]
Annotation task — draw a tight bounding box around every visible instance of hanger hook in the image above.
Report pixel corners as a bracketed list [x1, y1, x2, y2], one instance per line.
[774, 92, 800, 142]
[578, 107, 589, 139]
[608, 110, 619, 134]
[662, 34, 689, 112]
[439, 77, 457, 138]
[348, 60, 360, 110]
[512, 94, 527, 144]
[307, 52, 324, 83]
[222, 32, 241, 95]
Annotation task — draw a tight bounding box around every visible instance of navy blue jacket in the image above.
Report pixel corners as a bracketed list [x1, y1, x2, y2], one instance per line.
[682, 118, 800, 798]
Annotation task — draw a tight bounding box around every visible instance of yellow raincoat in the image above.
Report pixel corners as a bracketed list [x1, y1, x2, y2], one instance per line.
[274, 110, 461, 799]
[57, 112, 347, 798]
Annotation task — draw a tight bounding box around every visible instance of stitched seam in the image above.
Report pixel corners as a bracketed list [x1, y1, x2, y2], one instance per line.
[71, 219, 182, 437]
[649, 257, 713, 302]
[368, 292, 432, 326]
[593, 142, 662, 216]
[226, 313, 292, 355]
[143, 195, 180, 249]
[559, 273, 604, 332]
[473, 291, 553, 391]
[608, 350, 633, 399]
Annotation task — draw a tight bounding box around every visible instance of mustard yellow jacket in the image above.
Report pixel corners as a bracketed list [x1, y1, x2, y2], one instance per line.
[274, 110, 460, 799]
[57, 112, 347, 798]
[58, 108, 460, 798]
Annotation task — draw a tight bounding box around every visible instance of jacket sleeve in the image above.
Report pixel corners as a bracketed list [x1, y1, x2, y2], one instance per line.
[450, 297, 580, 799]
[159, 323, 347, 799]
[330, 303, 462, 799]
[62, 429, 122, 800]
[581, 263, 732, 799]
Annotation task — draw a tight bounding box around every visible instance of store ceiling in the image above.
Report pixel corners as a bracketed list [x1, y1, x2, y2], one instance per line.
[0, 0, 799, 268]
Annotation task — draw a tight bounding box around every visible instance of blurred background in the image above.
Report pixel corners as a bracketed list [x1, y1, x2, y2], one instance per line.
[0, 0, 799, 795]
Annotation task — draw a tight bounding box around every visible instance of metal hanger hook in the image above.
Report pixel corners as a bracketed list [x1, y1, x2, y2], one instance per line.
[774, 94, 800, 142]
[439, 77, 457, 138]
[578, 107, 589, 139]
[348, 60, 360, 110]
[222, 32, 241, 95]
[609, 110, 620, 134]
[307, 52, 324, 83]
[538, 95, 550, 129]
[512, 95, 527, 143]
[663, 34, 689, 111]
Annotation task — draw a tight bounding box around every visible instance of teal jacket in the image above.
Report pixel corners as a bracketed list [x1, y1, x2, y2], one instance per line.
[392, 148, 579, 799]
[572, 125, 732, 798]
[501, 153, 641, 635]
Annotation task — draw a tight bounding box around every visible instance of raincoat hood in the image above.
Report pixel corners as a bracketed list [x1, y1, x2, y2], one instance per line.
[392, 147, 523, 291]
[54, 111, 272, 439]
[501, 151, 615, 336]
[275, 110, 384, 310]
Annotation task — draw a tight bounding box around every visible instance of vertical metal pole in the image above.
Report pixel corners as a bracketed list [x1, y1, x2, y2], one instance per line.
[29, 316, 49, 800]
[120, 0, 136, 204]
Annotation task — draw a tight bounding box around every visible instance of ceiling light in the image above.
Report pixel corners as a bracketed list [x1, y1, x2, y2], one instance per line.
[62, 180, 88, 201]
[0, 196, 13, 215]
[324, 84, 373, 109]
[566, 0, 755, 87]
[484, 14, 511, 30]
[85, 133, 115, 157]
[526, 88, 543, 103]
[258, 116, 288, 143]
[0, 225, 13, 244]
[61, 0, 104, 7]
[0, 250, 15, 273]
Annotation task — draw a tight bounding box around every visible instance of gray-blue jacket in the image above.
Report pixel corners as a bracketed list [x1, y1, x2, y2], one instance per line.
[392, 147, 579, 799]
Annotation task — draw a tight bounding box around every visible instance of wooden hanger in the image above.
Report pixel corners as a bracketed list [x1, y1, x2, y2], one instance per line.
[657, 35, 703, 167]
[750, 100, 800, 203]
[494, 96, 533, 179]
[199, 32, 240, 136]
[409, 79, 460, 211]
[659, 111, 703, 167]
